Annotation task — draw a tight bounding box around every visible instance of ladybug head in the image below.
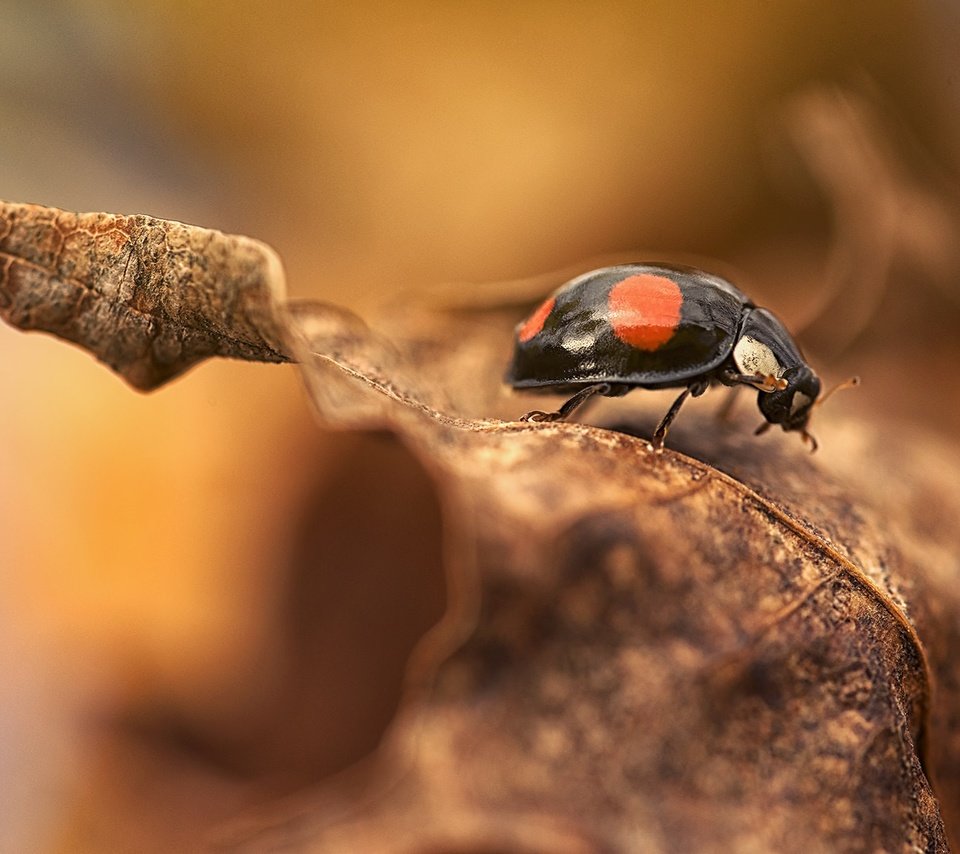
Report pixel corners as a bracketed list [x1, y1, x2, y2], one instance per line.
[757, 365, 822, 447]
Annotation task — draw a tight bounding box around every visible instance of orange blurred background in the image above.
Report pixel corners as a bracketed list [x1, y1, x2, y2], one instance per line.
[2, 3, 960, 850]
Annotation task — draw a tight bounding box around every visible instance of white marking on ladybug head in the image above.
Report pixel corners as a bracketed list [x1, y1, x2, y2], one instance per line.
[733, 335, 782, 380]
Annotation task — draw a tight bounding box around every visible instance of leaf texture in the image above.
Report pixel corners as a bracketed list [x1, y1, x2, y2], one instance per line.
[234, 303, 947, 852]
[1, 202, 953, 852]
[0, 201, 291, 389]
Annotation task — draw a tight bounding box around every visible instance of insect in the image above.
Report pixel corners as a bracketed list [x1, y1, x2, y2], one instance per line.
[506, 263, 857, 451]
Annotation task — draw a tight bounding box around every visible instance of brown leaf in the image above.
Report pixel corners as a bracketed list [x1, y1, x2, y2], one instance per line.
[1, 200, 955, 851]
[217, 302, 947, 852]
[0, 201, 291, 389]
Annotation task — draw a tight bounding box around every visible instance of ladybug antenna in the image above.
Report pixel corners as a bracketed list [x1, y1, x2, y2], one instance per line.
[754, 421, 772, 436]
[815, 375, 861, 408]
[801, 429, 819, 453]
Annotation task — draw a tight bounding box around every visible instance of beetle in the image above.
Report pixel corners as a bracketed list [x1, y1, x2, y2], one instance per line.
[506, 263, 853, 451]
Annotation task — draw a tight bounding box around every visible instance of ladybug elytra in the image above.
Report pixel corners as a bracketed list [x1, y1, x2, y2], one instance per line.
[507, 263, 852, 451]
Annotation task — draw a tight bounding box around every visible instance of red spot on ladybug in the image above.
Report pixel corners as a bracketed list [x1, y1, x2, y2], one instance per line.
[518, 296, 556, 343]
[607, 274, 683, 351]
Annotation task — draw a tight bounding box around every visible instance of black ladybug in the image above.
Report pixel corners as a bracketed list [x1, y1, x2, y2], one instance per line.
[506, 263, 848, 451]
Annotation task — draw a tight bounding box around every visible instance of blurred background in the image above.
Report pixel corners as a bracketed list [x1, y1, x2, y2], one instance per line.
[3, 2, 960, 850]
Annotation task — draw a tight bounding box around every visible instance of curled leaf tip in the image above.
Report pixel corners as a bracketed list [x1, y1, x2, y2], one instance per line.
[0, 200, 293, 389]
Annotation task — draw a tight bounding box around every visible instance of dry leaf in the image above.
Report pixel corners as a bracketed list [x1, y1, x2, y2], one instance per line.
[0, 201, 290, 389]
[2, 201, 957, 852]
[235, 307, 944, 853]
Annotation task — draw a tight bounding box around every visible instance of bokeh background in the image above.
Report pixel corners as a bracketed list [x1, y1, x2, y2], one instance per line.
[3, 3, 960, 850]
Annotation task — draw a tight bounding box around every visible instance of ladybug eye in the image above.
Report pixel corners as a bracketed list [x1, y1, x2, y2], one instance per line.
[789, 391, 813, 418]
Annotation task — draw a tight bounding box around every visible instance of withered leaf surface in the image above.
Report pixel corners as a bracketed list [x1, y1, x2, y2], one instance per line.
[1, 201, 954, 851]
[0, 201, 291, 389]
[226, 304, 946, 853]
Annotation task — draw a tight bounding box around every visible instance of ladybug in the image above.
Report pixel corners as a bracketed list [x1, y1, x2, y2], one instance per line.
[507, 263, 851, 451]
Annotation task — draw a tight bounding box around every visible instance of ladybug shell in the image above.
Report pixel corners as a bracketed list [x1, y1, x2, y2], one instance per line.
[507, 264, 751, 390]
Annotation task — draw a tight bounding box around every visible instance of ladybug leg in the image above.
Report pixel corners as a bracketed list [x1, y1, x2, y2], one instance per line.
[651, 380, 708, 450]
[719, 370, 787, 393]
[520, 382, 613, 423]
